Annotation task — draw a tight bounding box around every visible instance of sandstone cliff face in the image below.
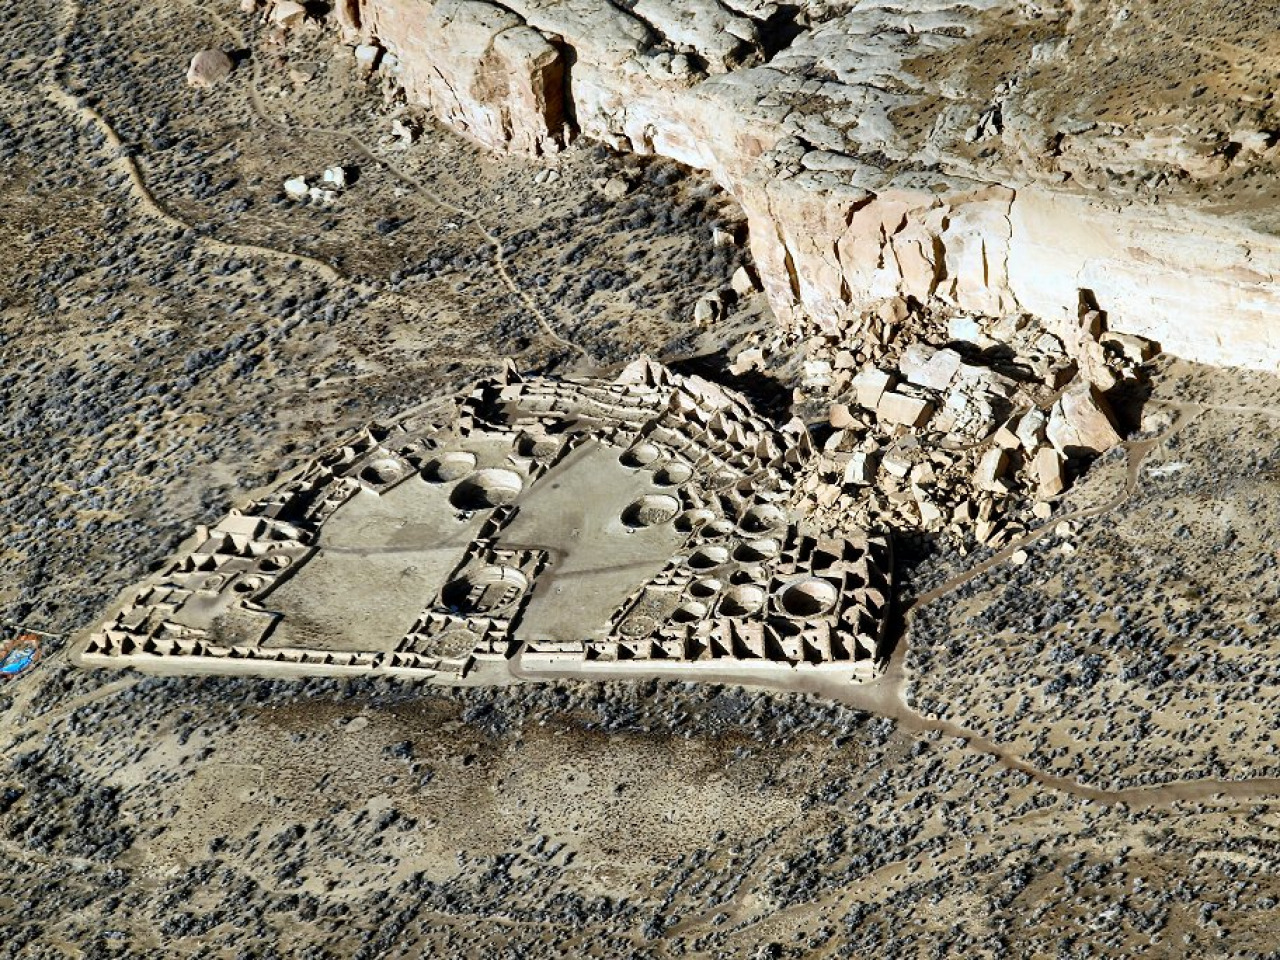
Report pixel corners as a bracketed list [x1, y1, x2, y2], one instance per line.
[348, 0, 1280, 371]
[359, 0, 565, 156]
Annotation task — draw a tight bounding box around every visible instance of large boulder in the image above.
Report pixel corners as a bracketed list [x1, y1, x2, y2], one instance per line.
[359, 0, 565, 156]
[1046, 380, 1122, 456]
[186, 49, 234, 88]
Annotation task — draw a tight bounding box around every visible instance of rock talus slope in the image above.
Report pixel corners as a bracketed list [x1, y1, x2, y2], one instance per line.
[348, 0, 1280, 369]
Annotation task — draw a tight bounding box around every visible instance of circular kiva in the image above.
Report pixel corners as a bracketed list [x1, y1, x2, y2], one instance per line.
[517, 433, 561, 459]
[257, 553, 292, 573]
[672, 601, 708, 623]
[675, 508, 715, 532]
[687, 545, 730, 570]
[617, 614, 659, 638]
[450, 468, 524, 510]
[0, 634, 41, 680]
[360, 457, 406, 485]
[697, 519, 736, 540]
[776, 577, 840, 619]
[740, 504, 786, 534]
[431, 629, 484, 659]
[422, 451, 478, 483]
[201, 573, 228, 592]
[442, 565, 530, 614]
[619, 442, 662, 467]
[621, 494, 680, 529]
[718, 584, 766, 617]
[689, 577, 723, 599]
[652, 461, 694, 486]
[733, 538, 780, 562]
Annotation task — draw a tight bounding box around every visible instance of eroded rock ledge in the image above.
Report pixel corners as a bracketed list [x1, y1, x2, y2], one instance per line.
[339, 0, 1280, 370]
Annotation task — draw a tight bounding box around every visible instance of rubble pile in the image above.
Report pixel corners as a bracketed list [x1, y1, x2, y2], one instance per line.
[742, 297, 1157, 551]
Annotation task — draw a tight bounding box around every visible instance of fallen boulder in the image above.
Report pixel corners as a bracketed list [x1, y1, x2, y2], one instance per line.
[1033, 446, 1066, 497]
[186, 49, 235, 88]
[877, 391, 934, 429]
[1046, 381, 1122, 456]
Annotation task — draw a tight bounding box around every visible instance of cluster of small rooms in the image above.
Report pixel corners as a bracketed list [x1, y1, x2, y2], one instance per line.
[738, 296, 1158, 550]
[80, 360, 893, 687]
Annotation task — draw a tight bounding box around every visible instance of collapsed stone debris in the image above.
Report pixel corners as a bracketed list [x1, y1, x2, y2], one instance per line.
[782, 297, 1153, 550]
[80, 360, 892, 686]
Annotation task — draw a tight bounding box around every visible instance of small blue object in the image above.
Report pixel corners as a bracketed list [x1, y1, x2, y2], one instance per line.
[1, 647, 35, 673]
[0, 641, 38, 676]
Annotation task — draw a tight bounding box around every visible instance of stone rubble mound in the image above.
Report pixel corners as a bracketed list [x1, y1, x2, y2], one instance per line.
[776, 296, 1154, 550]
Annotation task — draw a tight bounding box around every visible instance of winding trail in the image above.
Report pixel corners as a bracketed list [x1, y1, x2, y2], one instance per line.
[818, 398, 1280, 808]
[520, 396, 1280, 808]
[241, 83, 589, 361]
[44, 0, 344, 288]
[183, 0, 591, 363]
[3, 675, 140, 749]
[35, 0, 502, 374]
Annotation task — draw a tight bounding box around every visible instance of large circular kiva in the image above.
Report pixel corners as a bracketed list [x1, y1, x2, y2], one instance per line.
[719, 585, 766, 617]
[777, 577, 840, 618]
[621, 494, 680, 529]
[450, 468, 525, 510]
[422, 451, 478, 483]
[442, 565, 530, 613]
[360, 457, 405, 485]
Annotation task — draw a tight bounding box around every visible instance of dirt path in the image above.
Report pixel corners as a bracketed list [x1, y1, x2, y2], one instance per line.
[826, 398, 1280, 807]
[3, 675, 140, 750]
[189, 0, 594, 365]
[36, 0, 499, 374]
[32, 0, 1280, 812]
[241, 92, 591, 362]
[525, 397, 1280, 807]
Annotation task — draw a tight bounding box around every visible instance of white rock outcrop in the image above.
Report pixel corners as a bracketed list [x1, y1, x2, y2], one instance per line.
[1046, 382, 1123, 457]
[186, 49, 235, 88]
[345, 0, 1280, 371]
[359, 0, 565, 156]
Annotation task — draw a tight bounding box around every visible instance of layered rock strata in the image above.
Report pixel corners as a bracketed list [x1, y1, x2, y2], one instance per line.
[358, 0, 565, 155]
[341, 0, 1280, 370]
